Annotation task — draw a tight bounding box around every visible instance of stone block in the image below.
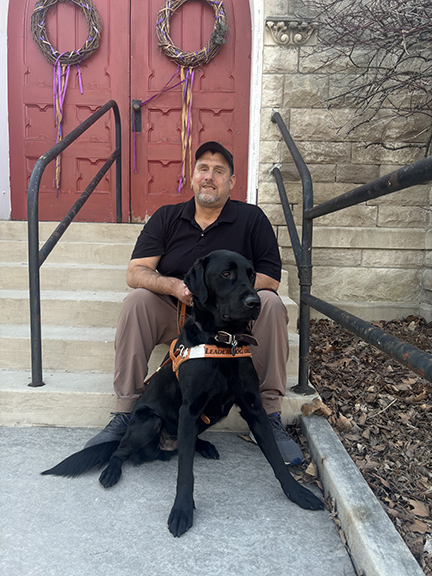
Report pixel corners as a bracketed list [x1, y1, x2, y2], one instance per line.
[378, 206, 428, 228]
[258, 162, 279, 184]
[260, 203, 286, 226]
[258, 181, 280, 203]
[280, 246, 296, 267]
[366, 184, 431, 207]
[299, 46, 359, 74]
[260, 140, 281, 164]
[290, 108, 343, 141]
[423, 269, 432, 291]
[263, 45, 298, 74]
[312, 267, 422, 302]
[295, 141, 352, 164]
[420, 302, 432, 322]
[283, 74, 329, 108]
[316, 204, 378, 227]
[352, 142, 424, 165]
[278, 226, 426, 250]
[262, 74, 284, 107]
[362, 249, 424, 269]
[337, 164, 380, 184]
[260, 107, 288, 140]
[312, 248, 362, 267]
[426, 229, 432, 250]
[312, 182, 358, 204]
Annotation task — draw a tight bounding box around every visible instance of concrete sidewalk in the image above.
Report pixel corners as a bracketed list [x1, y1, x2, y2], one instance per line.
[1, 427, 355, 576]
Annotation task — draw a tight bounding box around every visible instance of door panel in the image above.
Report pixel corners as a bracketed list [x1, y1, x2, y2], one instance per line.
[130, 0, 251, 221]
[8, 0, 130, 222]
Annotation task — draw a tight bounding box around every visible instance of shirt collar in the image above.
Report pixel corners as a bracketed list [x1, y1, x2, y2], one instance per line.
[182, 197, 237, 225]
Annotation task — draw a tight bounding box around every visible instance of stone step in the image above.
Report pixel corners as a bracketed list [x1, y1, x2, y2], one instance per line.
[0, 220, 143, 243]
[0, 290, 129, 327]
[0, 239, 133, 265]
[0, 370, 316, 431]
[0, 325, 300, 375]
[0, 290, 299, 331]
[0, 262, 130, 292]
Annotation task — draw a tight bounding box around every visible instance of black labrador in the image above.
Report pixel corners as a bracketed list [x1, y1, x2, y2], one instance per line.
[42, 249, 323, 536]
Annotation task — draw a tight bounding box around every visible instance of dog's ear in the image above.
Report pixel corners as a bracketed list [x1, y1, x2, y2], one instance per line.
[184, 256, 209, 303]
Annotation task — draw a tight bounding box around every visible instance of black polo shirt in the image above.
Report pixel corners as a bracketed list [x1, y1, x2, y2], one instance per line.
[131, 197, 281, 281]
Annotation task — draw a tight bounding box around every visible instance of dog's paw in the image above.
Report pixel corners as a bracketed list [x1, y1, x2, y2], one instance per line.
[99, 464, 122, 488]
[287, 484, 324, 511]
[167, 503, 194, 537]
[195, 439, 220, 459]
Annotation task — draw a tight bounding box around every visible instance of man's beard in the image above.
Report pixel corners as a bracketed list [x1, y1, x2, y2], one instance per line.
[197, 188, 219, 204]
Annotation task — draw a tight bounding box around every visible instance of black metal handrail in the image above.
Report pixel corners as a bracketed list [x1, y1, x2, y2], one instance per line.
[27, 99, 122, 387]
[271, 111, 432, 393]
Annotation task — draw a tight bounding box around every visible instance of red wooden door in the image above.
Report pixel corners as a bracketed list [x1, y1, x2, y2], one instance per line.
[8, 0, 130, 222]
[8, 0, 251, 222]
[130, 0, 251, 222]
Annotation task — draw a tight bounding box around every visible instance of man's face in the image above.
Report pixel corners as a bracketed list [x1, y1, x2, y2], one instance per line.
[192, 151, 236, 209]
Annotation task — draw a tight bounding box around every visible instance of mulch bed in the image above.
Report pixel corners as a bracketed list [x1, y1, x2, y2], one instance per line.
[291, 316, 432, 574]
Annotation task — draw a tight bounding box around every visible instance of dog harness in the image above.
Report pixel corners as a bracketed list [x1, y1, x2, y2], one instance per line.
[169, 338, 253, 376]
[169, 334, 256, 425]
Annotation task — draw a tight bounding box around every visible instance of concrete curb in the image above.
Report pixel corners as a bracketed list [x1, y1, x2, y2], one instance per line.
[301, 415, 424, 576]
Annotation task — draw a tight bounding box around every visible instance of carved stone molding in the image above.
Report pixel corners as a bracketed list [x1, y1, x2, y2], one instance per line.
[266, 17, 317, 46]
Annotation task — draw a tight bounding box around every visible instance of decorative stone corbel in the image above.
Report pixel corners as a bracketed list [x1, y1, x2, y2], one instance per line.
[266, 17, 317, 46]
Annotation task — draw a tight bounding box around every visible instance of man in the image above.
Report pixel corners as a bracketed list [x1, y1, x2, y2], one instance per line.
[86, 141, 303, 465]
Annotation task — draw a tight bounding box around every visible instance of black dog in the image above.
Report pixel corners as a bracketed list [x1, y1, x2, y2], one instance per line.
[42, 250, 323, 536]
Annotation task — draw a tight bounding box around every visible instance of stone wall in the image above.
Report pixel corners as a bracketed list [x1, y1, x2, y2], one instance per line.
[259, 0, 432, 321]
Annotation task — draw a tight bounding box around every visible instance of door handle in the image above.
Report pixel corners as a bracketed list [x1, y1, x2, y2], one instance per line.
[132, 99, 142, 132]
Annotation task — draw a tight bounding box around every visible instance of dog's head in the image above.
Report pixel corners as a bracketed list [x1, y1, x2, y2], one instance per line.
[184, 250, 261, 330]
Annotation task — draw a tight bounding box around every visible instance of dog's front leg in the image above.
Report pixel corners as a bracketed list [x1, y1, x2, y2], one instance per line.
[168, 404, 198, 537]
[239, 399, 323, 511]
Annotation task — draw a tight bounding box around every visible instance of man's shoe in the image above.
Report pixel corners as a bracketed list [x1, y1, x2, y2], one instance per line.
[84, 412, 131, 448]
[268, 412, 304, 465]
[249, 412, 304, 466]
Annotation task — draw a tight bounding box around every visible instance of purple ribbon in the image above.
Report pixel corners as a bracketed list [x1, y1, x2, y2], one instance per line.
[134, 65, 196, 174]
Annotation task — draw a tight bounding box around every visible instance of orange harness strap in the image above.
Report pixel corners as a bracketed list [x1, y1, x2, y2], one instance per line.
[169, 338, 253, 425]
[169, 339, 252, 378]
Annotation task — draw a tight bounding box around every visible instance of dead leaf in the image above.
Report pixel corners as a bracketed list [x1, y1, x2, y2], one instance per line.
[305, 461, 318, 478]
[301, 397, 332, 418]
[408, 499, 430, 518]
[406, 519, 430, 534]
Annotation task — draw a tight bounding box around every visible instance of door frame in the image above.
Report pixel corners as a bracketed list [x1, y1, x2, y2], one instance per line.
[2, 0, 264, 220]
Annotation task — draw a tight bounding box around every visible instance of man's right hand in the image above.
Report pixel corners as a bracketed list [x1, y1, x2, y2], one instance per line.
[127, 257, 193, 305]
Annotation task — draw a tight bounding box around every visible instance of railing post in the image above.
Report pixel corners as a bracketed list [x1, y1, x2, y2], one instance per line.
[27, 162, 45, 387]
[271, 112, 315, 394]
[26, 100, 121, 387]
[113, 102, 122, 223]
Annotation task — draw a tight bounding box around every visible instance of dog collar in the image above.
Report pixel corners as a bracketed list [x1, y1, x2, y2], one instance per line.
[214, 331, 258, 348]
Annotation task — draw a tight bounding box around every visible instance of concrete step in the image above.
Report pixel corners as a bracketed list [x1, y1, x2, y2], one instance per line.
[0, 239, 134, 265]
[0, 289, 298, 330]
[0, 370, 316, 430]
[0, 220, 143, 243]
[0, 325, 300, 375]
[0, 290, 129, 327]
[0, 262, 130, 292]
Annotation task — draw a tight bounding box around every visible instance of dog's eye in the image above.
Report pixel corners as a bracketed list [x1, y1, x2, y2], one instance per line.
[221, 271, 231, 278]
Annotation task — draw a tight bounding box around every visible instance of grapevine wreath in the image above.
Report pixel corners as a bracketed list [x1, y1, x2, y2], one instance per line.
[156, 0, 228, 68]
[30, 0, 102, 66]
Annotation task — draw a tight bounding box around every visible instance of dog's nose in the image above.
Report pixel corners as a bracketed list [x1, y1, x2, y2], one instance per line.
[244, 294, 261, 309]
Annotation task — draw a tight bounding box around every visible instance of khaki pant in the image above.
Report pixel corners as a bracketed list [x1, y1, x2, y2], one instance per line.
[113, 289, 289, 415]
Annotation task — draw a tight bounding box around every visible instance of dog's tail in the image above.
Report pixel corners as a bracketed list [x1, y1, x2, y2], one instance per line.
[41, 441, 120, 478]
